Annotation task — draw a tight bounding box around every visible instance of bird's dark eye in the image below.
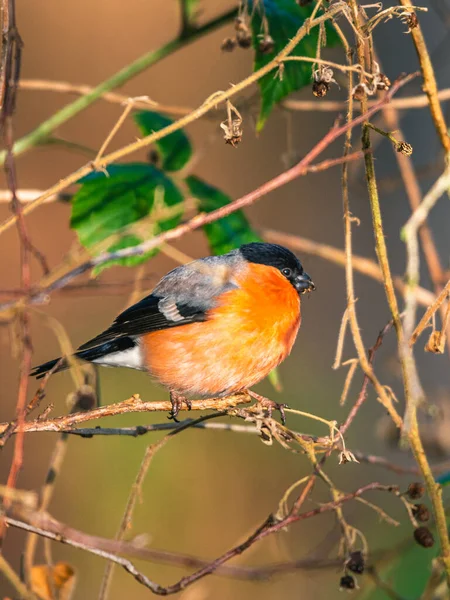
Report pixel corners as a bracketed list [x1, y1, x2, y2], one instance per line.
[281, 268, 292, 278]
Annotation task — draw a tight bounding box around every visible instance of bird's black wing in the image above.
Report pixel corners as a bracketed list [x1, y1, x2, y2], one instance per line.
[77, 294, 207, 350]
[77, 255, 239, 351]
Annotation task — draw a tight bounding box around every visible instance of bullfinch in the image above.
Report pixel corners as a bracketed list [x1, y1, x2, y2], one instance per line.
[31, 242, 315, 419]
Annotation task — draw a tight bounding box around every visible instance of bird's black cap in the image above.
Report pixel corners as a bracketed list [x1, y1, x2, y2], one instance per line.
[239, 242, 304, 273]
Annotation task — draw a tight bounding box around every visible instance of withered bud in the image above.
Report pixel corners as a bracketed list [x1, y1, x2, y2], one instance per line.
[396, 141, 413, 156]
[376, 74, 391, 90]
[412, 504, 430, 523]
[236, 31, 252, 49]
[407, 482, 425, 500]
[312, 81, 329, 98]
[297, 0, 313, 5]
[352, 84, 366, 101]
[258, 35, 275, 55]
[347, 551, 365, 574]
[340, 574, 356, 590]
[221, 37, 236, 52]
[414, 526, 435, 548]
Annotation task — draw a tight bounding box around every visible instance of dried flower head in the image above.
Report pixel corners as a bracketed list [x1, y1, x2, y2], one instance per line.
[407, 482, 425, 500]
[220, 101, 243, 148]
[258, 34, 275, 55]
[412, 504, 430, 523]
[347, 551, 365, 575]
[402, 11, 418, 33]
[352, 84, 367, 101]
[221, 37, 236, 52]
[312, 81, 329, 98]
[236, 30, 252, 48]
[340, 574, 356, 590]
[414, 526, 435, 548]
[339, 450, 360, 465]
[376, 73, 391, 91]
[396, 141, 413, 156]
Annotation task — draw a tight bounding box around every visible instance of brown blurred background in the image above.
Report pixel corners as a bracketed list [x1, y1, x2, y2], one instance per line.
[1, 1, 450, 598]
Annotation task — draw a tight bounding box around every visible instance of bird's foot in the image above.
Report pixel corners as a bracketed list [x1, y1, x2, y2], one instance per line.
[248, 390, 288, 426]
[168, 391, 191, 422]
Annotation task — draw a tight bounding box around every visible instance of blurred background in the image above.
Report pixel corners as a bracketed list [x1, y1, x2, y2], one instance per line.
[1, 0, 450, 598]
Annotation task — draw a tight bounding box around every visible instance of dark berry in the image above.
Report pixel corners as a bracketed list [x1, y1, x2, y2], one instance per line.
[414, 527, 435, 548]
[347, 551, 365, 574]
[340, 574, 356, 590]
[412, 504, 430, 522]
[407, 482, 425, 500]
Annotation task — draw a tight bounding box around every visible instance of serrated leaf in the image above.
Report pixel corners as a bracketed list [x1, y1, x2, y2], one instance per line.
[251, 0, 339, 131]
[185, 175, 262, 254]
[134, 111, 192, 172]
[71, 163, 184, 273]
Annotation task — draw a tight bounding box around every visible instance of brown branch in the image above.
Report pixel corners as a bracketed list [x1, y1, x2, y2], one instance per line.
[340, 319, 395, 435]
[6, 483, 395, 595]
[0, 394, 251, 436]
[398, 0, 450, 153]
[19, 78, 450, 114]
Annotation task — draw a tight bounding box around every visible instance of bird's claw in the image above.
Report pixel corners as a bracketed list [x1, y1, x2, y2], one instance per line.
[168, 392, 191, 421]
[247, 390, 289, 425]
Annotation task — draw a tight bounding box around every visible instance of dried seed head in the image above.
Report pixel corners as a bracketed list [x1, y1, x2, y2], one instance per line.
[258, 35, 275, 55]
[340, 574, 356, 590]
[352, 84, 366, 101]
[236, 30, 252, 49]
[397, 141, 413, 155]
[347, 551, 365, 574]
[297, 0, 313, 5]
[407, 482, 425, 500]
[404, 12, 418, 33]
[396, 141, 413, 156]
[221, 37, 236, 52]
[414, 526, 435, 548]
[412, 504, 430, 523]
[312, 81, 329, 98]
[376, 73, 391, 91]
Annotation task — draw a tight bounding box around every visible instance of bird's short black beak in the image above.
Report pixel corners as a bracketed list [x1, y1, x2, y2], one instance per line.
[295, 272, 315, 294]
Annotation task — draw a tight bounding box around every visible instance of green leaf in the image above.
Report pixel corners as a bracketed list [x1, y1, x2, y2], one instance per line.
[71, 163, 184, 272]
[251, 0, 339, 131]
[185, 175, 262, 254]
[133, 111, 192, 172]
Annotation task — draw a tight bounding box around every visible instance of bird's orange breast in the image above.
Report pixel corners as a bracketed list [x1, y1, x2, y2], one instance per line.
[141, 263, 301, 397]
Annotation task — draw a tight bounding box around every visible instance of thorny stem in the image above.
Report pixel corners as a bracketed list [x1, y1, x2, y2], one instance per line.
[349, 0, 450, 585]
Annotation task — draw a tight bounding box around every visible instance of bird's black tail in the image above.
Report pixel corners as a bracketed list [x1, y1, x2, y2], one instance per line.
[30, 338, 136, 379]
